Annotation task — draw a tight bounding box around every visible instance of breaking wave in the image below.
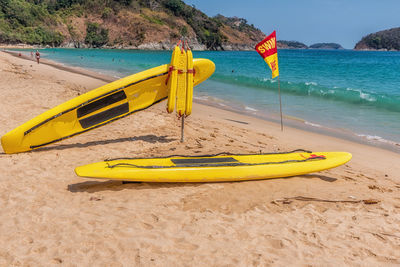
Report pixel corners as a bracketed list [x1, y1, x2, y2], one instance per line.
[211, 73, 400, 113]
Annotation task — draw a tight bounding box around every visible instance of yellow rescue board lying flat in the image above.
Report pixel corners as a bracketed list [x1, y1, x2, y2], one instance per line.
[1, 58, 215, 154]
[75, 151, 352, 183]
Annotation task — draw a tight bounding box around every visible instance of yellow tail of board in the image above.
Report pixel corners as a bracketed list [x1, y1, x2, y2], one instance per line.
[185, 49, 194, 116]
[166, 45, 180, 113]
[75, 151, 352, 183]
[176, 46, 187, 116]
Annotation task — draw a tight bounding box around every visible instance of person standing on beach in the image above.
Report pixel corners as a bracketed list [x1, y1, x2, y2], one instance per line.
[30, 51, 33, 58]
[35, 50, 40, 64]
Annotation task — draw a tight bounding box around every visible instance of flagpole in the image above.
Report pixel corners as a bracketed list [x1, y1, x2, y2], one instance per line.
[278, 76, 283, 131]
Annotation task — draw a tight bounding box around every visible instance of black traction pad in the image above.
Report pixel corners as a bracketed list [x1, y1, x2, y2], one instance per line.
[171, 157, 238, 165]
[79, 102, 129, 129]
[77, 90, 127, 118]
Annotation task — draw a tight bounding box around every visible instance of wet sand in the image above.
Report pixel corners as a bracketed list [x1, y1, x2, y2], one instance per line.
[0, 51, 399, 266]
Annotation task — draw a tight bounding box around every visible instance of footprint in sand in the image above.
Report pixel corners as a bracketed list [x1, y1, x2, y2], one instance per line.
[268, 238, 284, 249]
[342, 175, 356, 181]
[52, 258, 63, 264]
[368, 185, 393, 193]
[141, 222, 154, 230]
[173, 238, 199, 251]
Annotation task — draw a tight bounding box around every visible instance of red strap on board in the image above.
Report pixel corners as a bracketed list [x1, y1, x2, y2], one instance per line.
[165, 65, 175, 85]
[187, 69, 195, 75]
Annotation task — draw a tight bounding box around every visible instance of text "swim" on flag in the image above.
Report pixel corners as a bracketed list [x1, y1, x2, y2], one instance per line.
[255, 30, 279, 78]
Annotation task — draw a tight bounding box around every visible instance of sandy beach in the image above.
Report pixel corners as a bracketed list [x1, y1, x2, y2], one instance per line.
[0, 51, 399, 266]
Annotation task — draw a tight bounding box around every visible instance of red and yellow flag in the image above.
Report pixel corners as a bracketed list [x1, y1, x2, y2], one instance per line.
[255, 31, 279, 78]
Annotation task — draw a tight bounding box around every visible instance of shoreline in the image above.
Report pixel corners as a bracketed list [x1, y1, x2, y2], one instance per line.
[1, 50, 400, 265]
[3, 50, 115, 83]
[7, 44, 400, 53]
[1, 43, 255, 51]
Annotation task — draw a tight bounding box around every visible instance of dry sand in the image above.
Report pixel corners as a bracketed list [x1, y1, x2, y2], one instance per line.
[0, 51, 399, 266]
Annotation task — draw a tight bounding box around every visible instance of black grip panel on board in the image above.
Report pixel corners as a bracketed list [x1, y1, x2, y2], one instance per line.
[171, 157, 238, 165]
[77, 90, 127, 118]
[79, 102, 129, 129]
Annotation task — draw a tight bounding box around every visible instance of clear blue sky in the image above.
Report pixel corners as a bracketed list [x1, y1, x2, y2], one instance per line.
[183, 0, 400, 49]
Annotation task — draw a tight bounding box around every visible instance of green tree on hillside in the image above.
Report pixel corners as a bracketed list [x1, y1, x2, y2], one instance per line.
[164, 0, 184, 16]
[85, 22, 109, 47]
[0, 0, 63, 45]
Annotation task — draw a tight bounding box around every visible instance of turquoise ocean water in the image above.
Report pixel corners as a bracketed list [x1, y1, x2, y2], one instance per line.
[17, 48, 400, 150]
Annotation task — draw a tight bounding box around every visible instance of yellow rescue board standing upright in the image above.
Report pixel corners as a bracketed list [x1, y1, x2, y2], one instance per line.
[75, 151, 352, 183]
[166, 45, 180, 113]
[1, 59, 215, 154]
[185, 48, 194, 116]
[176, 46, 187, 116]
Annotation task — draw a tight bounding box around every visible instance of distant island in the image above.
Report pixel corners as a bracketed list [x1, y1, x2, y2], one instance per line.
[0, 0, 264, 50]
[277, 40, 308, 49]
[309, 43, 343, 49]
[355, 27, 400, 51]
[276, 41, 343, 50]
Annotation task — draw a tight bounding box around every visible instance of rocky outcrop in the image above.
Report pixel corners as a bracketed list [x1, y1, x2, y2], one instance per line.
[355, 27, 400, 51]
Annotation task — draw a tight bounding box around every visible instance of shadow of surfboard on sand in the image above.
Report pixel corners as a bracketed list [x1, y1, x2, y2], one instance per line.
[29, 134, 176, 152]
[68, 174, 337, 193]
[68, 180, 202, 193]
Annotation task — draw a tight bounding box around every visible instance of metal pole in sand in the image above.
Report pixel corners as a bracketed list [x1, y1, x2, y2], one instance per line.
[278, 76, 283, 131]
[181, 116, 185, 142]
